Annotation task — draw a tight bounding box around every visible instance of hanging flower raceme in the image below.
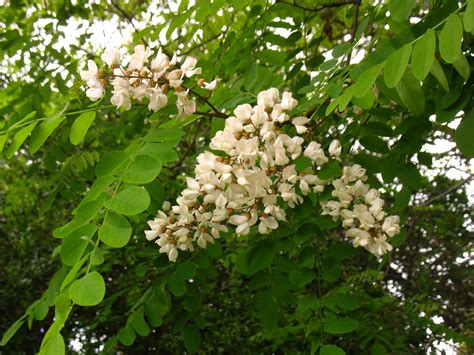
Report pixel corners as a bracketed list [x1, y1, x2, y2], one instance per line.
[79, 45, 216, 116]
[145, 88, 400, 262]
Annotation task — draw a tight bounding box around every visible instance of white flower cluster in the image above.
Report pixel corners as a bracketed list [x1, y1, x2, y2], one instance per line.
[321, 165, 400, 256]
[145, 88, 399, 262]
[80, 45, 216, 115]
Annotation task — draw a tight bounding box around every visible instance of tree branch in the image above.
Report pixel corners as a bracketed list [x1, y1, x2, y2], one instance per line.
[347, 0, 361, 64]
[419, 174, 474, 206]
[187, 87, 225, 116]
[277, 0, 356, 12]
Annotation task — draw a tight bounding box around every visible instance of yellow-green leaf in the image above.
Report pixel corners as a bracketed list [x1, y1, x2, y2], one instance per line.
[384, 44, 412, 88]
[411, 29, 435, 80]
[70, 111, 96, 145]
[439, 14, 463, 64]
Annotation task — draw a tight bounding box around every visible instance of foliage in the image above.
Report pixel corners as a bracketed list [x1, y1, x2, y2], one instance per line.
[1, 0, 473, 353]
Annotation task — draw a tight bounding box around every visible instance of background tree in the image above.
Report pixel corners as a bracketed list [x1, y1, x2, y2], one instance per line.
[1, 0, 473, 353]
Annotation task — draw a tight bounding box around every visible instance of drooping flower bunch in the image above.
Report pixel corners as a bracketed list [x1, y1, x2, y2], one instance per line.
[145, 88, 400, 262]
[80, 45, 216, 115]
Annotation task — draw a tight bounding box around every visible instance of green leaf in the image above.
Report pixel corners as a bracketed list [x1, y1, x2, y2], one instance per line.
[256, 290, 279, 329]
[397, 163, 422, 190]
[130, 311, 150, 337]
[430, 58, 449, 92]
[360, 136, 389, 154]
[0, 134, 7, 153]
[70, 111, 96, 145]
[384, 44, 412, 88]
[69, 271, 106, 306]
[439, 14, 463, 64]
[29, 114, 66, 153]
[455, 112, 474, 157]
[183, 324, 201, 353]
[104, 186, 150, 216]
[325, 293, 362, 311]
[318, 161, 342, 180]
[323, 317, 359, 334]
[396, 67, 425, 114]
[1, 318, 25, 346]
[453, 54, 470, 81]
[321, 257, 341, 282]
[290, 268, 316, 288]
[121, 154, 162, 184]
[411, 29, 435, 81]
[353, 63, 383, 98]
[465, 0, 474, 32]
[34, 299, 49, 320]
[338, 86, 355, 112]
[139, 143, 179, 163]
[54, 294, 71, 319]
[167, 272, 187, 296]
[325, 97, 340, 116]
[320, 344, 346, 355]
[118, 326, 136, 346]
[95, 151, 130, 177]
[99, 211, 132, 248]
[145, 127, 184, 145]
[60, 224, 97, 266]
[5, 122, 37, 159]
[389, 0, 416, 22]
[247, 241, 276, 274]
[40, 332, 65, 355]
[176, 261, 196, 280]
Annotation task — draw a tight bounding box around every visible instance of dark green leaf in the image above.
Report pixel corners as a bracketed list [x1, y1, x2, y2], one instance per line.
[183, 324, 201, 353]
[455, 112, 474, 157]
[323, 317, 359, 334]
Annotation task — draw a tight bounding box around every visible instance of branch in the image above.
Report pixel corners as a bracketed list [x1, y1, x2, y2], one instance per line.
[187, 87, 225, 116]
[347, 0, 361, 64]
[194, 110, 228, 118]
[419, 174, 474, 206]
[277, 0, 356, 12]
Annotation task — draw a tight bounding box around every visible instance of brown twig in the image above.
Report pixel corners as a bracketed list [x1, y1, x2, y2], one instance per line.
[419, 174, 474, 206]
[187, 87, 224, 116]
[277, 0, 356, 12]
[347, 0, 361, 64]
[194, 110, 228, 118]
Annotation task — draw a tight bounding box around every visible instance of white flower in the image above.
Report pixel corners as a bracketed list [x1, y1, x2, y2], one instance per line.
[101, 47, 121, 66]
[382, 215, 400, 237]
[151, 49, 169, 73]
[181, 56, 202, 77]
[176, 90, 196, 116]
[229, 214, 251, 235]
[281, 91, 298, 111]
[162, 201, 171, 211]
[80, 60, 99, 82]
[329, 140, 341, 158]
[292, 116, 309, 134]
[85, 86, 104, 101]
[147, 88, 168, 112]
[129, 45, 152, 71]
[304, 142, 328, 165]
[257, 88, 279, 109]
[199, 79, 217, 90]
[258, 215, 278, 234]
